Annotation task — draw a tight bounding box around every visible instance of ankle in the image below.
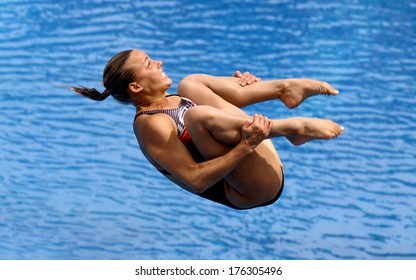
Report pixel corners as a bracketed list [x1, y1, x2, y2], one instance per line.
[275, 80, 290, 98]
[289, 117, 306, 135]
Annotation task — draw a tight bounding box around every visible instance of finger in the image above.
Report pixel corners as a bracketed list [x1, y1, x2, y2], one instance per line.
[244, 72, 255, 84]
[252, 114, 260, 127]
[239, 73, 250, 86]
[259, 114, 266, 127]
[258, 114, 267, 130]
[266, 117, 273, 134]
[240, 72, 251, 86]
[247, 76, 257, 85]
[242, 119, 253, 129]
[259, 115, 271, 138]
[262, 115, 270, 134]
[262, 115, 268, 128]
[258, 115, 271, 134]
[234, 71, 242, 78]
[242, 71, 250, 78]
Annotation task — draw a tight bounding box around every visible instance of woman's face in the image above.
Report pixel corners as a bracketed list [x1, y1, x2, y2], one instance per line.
[126, 50, 172, 93]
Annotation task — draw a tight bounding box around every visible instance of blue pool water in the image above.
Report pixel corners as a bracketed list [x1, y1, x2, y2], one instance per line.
[1, 0, 415, 259]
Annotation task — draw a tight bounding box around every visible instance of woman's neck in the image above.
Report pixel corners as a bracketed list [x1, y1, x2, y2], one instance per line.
[133, 92, 171, 110]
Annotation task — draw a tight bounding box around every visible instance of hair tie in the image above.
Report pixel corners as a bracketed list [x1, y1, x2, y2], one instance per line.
[103, 89, 111, 97]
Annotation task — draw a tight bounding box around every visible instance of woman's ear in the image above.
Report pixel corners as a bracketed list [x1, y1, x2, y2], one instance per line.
[128, 82, 143, 94]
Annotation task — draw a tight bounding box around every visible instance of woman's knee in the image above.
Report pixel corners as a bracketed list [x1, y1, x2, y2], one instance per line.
[184, 106, 216, 130]
[178, 74, 207, 99]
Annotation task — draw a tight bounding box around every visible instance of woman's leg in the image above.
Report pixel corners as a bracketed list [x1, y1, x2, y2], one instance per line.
[178, 75, 342, 208]
[185, 105, 344, 149]
[184, 107, 283, 208]
[178, 74, 339, 109]
[184, 106, 343, 208]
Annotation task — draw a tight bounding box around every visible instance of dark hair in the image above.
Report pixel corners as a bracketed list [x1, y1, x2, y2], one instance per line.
[69, 50, 135, 103]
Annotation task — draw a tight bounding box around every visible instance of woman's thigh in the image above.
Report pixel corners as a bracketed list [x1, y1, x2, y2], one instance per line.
[178, 75, 247, 117]
[184, 106, 283, 208]
[224, 141, 283, 208]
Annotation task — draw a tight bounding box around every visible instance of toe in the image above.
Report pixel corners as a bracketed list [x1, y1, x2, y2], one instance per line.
[321, 82, 339, 95]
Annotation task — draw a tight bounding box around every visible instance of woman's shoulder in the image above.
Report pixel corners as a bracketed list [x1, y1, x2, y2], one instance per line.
[133, 112, 176, 139]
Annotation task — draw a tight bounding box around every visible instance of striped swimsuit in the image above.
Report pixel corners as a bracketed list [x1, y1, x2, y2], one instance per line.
[135, 95, 195, 145]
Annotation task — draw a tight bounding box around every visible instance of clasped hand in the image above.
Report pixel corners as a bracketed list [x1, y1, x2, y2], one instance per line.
[241, 114, 272, 150]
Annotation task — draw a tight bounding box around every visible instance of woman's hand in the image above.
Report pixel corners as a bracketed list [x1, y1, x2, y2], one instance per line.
[240, 114, 272, 150]
[233, 70, 262, 86]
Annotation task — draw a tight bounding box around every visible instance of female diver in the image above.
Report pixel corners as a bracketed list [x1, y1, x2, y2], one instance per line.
[70, 49, 343, 210]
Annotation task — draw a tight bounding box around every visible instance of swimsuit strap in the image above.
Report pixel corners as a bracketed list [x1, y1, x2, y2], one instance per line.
[133, 94, 180, 122]
[133, 95, 196, 144]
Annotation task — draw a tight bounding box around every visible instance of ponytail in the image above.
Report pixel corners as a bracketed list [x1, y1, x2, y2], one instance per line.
[69, 50, 134, 104]
[69, 86, 111, 101]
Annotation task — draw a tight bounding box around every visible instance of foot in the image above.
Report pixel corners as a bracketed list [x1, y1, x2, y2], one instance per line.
[279, 79, 339, 109]
[286, 117, 344, 146]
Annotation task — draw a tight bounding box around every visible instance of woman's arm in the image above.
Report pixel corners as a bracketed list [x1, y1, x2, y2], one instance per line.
[135, 114, 270, 193]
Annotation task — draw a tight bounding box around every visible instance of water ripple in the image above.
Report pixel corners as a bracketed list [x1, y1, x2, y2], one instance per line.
[1, 0, 415, 260]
